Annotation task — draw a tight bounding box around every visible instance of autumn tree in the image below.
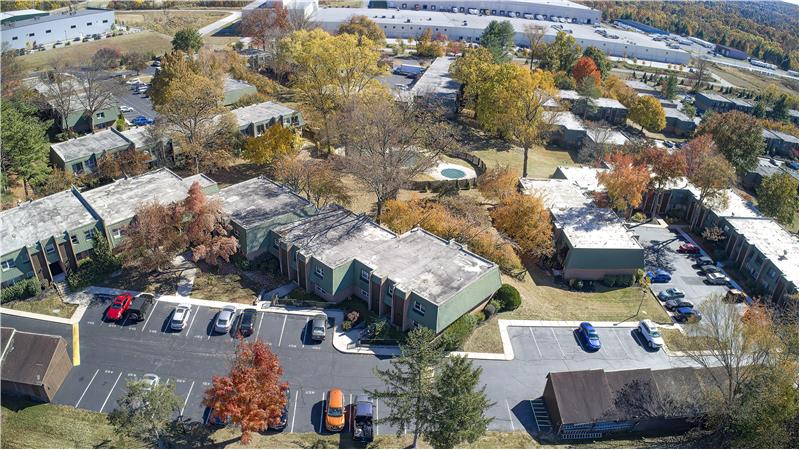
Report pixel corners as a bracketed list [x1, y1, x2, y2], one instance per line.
[204, 340, 288, 445]
[524, 24, 547, 69]
[415, 28, 446, 58]
[96, 148, 151, 182]
[108, 379, 181, 447]
[296, 159, 351, 208]
[540, 31, 581, 72]
[687, 151, 735, 229]
[337, 91, 454, 221]
[181, 182, 239, 266]
[680, 134, 716, 179]
[688, 58, 709, 91]
[92, 47, 122, 69]
[117, 201, 186, 273]
[757, 173, 799, 225]
[123, 51, 149, 75]
[602, 75, 638, 108]
[629, 95, 666, 132]
[1, 101, 52, 197]
[240, 6, 289, 52]
[478, 166, 518, 201]
[450, 47, 495, 114]
[72, 63, 116, 132]
[636, 146, 687, 218]
[242, 124, 299, 165]
[1, 50, 23, 98]
[572, 56, 601, 87]
[34, 169, 80, 197]
[479, 20, 515, 63]
[695, 111, 766, 172]
[490, 193, 554, 258]
[598, 152, 651, 217]
[582, 46, 611, 79]
[172, 28, 203, 53]
[338, 15, 385, 45]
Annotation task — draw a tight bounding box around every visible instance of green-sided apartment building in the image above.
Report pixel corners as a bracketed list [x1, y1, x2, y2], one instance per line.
[272, 206, 502, 333]
[27, 76, 119, 133]
[232, 101, 305, 137]
[51, 125, 168, 174]
[223, 77, 258, 106]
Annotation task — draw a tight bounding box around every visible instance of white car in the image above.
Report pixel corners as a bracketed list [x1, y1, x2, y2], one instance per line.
[142, 373, 160, 391]
[119, 105, 134, 113]
[638, 319, 664, 349]
[125, 78, 141, 85]
[170, 304, 191, 331]
[214, 305, 237, 334]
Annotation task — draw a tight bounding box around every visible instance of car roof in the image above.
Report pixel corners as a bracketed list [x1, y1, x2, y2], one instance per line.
[580, 322, 594, 329]
[676, 306, 694, 313]
[223, 305, 236, 311]
[328, 389, 344, 405]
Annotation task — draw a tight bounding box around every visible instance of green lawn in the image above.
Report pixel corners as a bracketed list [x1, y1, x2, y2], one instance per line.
[3, 290, 77, 319]
[116, 10, 228, 36]
[191, 270, 262, 304]
[469, 144, 577, 179]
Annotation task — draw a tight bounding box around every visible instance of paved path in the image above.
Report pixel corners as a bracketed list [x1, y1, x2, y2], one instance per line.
[198, 10, 241, 36]
[261, 282, 298, 300]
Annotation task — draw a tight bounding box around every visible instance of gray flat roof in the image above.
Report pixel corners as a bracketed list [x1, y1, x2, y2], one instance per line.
[558, 89, 581, 100]
[0, 190, 96, 252]
[232, 101, 299, 128]
[624, 80, 658, 92]
[696, 91, 731, 103]
[218, 176, 311, 229]
[519, 177, 593, 209]
[752, 157, 785, 178]
[119, 126, 156, 149]
[552, 206, 641, 250]
[224, 76, 255, 93]
[586, 128, 627, 145]
[727, 96, 752, 107]
[770, 129, 799, 144]
[79, 168, 200, 225]
[664, 107, 691, 121]
[724, 217, 799, 287]
[50, 129, 130, 163]
[408, 56, 460, 98]
[593, 97, 626, 109]
[1, 8, 111, 30]
[547, 111, 585, 131]
[555, 166, 608, 192]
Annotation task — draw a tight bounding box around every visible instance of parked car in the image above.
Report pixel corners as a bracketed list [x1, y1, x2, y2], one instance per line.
[647, 269, 672, 283]
[236, 308, 257, 337]
[170, 304, 191, 331]
[638, 319, 664, 349]
[325, 389, 346, 432]
[694, 256, 714, 267]
[127, 293, 155, 322]
[204, 407, 230, 427]
[214, 305, 237, 334]
[665, 299, 694, 311]
[674, 307, 702, 323]
[677, 243, 700, 254]
[724, 289, 747, 303]
[576, 322, 601, 351]
[705, 272, 730, 286]
[125, 78, 141, 85]
[131, 116, 153, 126]
[106, 293, 133, 321]
[269, 387, 290, 431]
[311, 313, 327, 341]
[142, 373, 160, 391]
[658, 288, 685, 301]
[119, 105, 134, 113]
[353, 394, 374, 443]
[700, 264, 722, 275]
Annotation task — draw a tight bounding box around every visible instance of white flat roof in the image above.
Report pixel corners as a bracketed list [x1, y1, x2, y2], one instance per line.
[586, 128, 628, 146]
[556, 165, 608, 192]
[409, 56, 460, 98]
[519, 178, 593, 209]
[231, 101, 298, 128]
[547, 111, 585, 131]
[50, 129, 130, 163]
[725, 217, 799, 287]
[552, 206, 642, 250]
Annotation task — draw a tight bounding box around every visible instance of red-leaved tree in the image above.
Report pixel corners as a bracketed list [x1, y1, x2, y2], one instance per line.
[203, 341, 289, 444]
[635, 146, 687, 218]
[572, 56, 601, 87]
[179, 182, 239, 266]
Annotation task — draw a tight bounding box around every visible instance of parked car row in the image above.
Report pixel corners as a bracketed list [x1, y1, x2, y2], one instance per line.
[576, 320, 664, 351]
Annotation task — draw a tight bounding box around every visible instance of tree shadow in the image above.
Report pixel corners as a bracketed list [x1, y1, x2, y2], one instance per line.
[643, 238, 678, 272]
[164, 417, 216, 448]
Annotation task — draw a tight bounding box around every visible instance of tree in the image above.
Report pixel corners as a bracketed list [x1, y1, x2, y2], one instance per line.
[240, 6, 289, 52]
[92, 47, 122, 69]
[540, 31, 581, 72]
[688, 58, 709, 91]
[117, 201, 186, 273]
[688, 151, 735, 228]
[337, 91, 454, 221]
[680, 134, 716, 179]
[661, 74, 678, 100]
[96, 148, 151, 182]
[757, 173, 799, 225]
[1, 101, 52, 197]
[479, 20, 515, 63]
[477, 166, 518, 201]
[172, 28, 203, 53]
[582, 46, 611, 79]
[696, 111, 765, 172]
[204, 340, 288, 445]
[123, 52, 149, 75]
[108, 379, 181, 447]
[369, 327, 443, 448]
[181, 182, 239, 267]
[34, 169, 80, 197]
[597, 152, 651, 216]
[242, 124, 299, 165]
[338, 15, 385, 45]
[636, 146, 686, 218]
[415, 28, 446, 58]
[424, 356, 492, 449]
[72, 64, 116, 132]
[575, 77, 600, 98]
[629, 95, 666, 132]
[752, 100, 767, 119]
[602, 75, 638, 108]
[1, 50, 24, 98]
[572, 56, 600, 87]
[490, 193, 554, 258]
[770, 94, 790, 122]
[37, 68, 77, 131]
[450, 47, 495, 113]
[523, 24, 547, 70]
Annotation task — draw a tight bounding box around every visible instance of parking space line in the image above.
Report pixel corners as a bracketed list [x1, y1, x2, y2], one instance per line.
[181, 381, 195, 416]
[75, 369, 99, 408]
[347, 393, 353, 432]
[140, 299, 159, 331]
[614, 331, 633, 359]
[255, 314, 264, 341]
[551, 328, 565, 357]
[100, 372, 123, 413]
[186, 307, 198, 335]
[277, 315, 287, 347]
[318, 392, 325, 433]
[505, 399, 515, 432]
[290, 388, 299, 433]
[375, 400, 379, 435]
[528, 328, 542, 358]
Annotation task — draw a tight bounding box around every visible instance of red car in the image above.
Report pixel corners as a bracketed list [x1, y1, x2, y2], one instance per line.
[677, 243, 700, 254]
[106, 293, 133, 321]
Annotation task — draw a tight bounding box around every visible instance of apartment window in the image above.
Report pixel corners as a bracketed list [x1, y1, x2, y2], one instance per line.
[29, 33, 35, 37]
[1, 259, 15, 271]
[46, 29, 52, 34]
[272, 240, 279, 249]
[314, 265, 324, 278]
[413, 301, 426, 315]
[95, 112, 105, 119]
[86, 157, 97, 170]
[84, 229, 95, 241]
[112, 228, 122, 239]
[102, 19, 108, 23]
[72, 162, 84, 174]
[70, 25, 76, 29]
[360, 269, 370, 282]
[386, 284, 395, 297]
[11, 37, 17, 40]
[71, 235, 79, 245]
[315, 285, 328, 295]
[360, 289, 368, 298]
[768, 269, 777, 279]
[45, 243, 56, 254]
[87, 22, 92, 26]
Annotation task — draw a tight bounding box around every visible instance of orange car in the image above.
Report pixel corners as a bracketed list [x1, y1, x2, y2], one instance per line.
[325, 389, 345, 432]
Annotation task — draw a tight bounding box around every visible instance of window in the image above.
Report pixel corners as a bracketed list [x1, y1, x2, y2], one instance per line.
[360, 289, 368, 298]
[95, 112, 105, 119]
[360, 269, 370, 282]
[45, 243, 56, 254]
[86, 157, 96, 170]
[102, 19, 108, 23]
[72, 162, 84, 174]
[386, 284, 395, 297]
[315, 285, 328, 295]
[70, 25, 76, 29]
[1, 259, 15, 271]
[46, 29, 52, 34]
[231, 227, 239, 237]
[11, 37, 17, 40]
[112, 228, 122, 239]
[71, 235, 79, 245]
[84, 229, 95, 241]
[314, 265, 324, 278]
[272, 240, 279, 249]
[87, 22, 92, 26]
[29, 33, 35, 37]
[413, 301, 426, 315]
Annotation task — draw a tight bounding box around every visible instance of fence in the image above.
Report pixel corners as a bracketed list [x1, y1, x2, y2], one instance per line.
[407, 151, 488, 192]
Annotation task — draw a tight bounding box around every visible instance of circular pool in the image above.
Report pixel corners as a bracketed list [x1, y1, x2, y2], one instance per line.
[441, 168, 467, 179]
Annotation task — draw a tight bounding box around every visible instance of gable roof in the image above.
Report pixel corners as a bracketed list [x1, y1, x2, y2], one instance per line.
[0, 327, 66, 386]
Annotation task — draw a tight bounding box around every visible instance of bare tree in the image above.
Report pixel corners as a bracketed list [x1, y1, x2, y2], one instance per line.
[72, 64, 116, 132]
[240, 7, 289, 53]
[287, 8, 316, 32]
[578, 122, 616, 164]
[37, 67, 77, 132]
[523, 24, 547, 70]
[689, 58, 709, 92]
[612, 377, 705, 421]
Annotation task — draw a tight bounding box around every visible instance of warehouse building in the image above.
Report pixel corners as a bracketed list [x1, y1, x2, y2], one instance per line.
[613, 19, 668, 35]
[1, 328, 73, 403]
[1, 8, 115, 51]
[369, 0, 601, 24]
[714, 44, 747, 60]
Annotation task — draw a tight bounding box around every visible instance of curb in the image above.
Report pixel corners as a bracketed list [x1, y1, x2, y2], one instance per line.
[0, 306, 75, 325]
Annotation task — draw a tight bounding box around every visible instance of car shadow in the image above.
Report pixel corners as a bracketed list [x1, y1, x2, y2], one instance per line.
[311, 399, 327, 435]
[159, 310, 180, 334]
[571, 329, 600, 353]
[206, 313, 219, 337]
[630, 329, 661, 353]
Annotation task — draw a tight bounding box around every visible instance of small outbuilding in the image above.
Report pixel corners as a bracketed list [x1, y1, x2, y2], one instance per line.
[1, 328, 72, 402]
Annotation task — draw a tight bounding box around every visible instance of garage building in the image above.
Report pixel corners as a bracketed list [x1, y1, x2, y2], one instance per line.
[1, 328, 73, 402]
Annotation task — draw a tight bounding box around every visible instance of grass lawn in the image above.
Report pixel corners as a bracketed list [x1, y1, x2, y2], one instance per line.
[192, 270, 262, 304]
[469, 144, 577, 179]
[1, 397, 143, 449]
[100, 268, 181, 296]
[19, 31, 173, 72]
[116, 10, 228, 36]
[3, 290, 77, 319]
[661, 328, 714, 352]
[463, 272, 671, 354]
[710, 64, 798, 97]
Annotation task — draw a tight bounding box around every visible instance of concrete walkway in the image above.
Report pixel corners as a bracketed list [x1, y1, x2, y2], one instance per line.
[198, 10, 241, 36]
[260, 282, 298, 301]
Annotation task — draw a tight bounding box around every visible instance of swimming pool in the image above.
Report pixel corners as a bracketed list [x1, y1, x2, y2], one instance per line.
[440, 168, 467, 179]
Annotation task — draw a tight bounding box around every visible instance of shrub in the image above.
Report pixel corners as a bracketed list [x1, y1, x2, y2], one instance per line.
[494, 284, 521, 312]
[1, 278, 42, 303]
[342, 320, 352, 331]
[346, 310, 360, 324]
[440, 314, 477, 351]
[616, 275, 634, 287]
[484, 303, 497, 319]
[603, 275, 616, 287]
[474, 311, 486, 322]
[66, 234, 121, 291]
[631, 212, 647, 222]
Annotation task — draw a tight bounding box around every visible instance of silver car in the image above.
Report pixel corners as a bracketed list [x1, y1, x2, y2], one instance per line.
[214, 305, 237, 334]
[142, 373, 160, 391]
[170, 304, 191, 331]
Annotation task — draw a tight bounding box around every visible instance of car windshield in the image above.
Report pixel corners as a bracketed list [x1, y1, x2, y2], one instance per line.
[328, 407, 343, 417]
[218, 317, 228, 325]
[587, 330, 599, 339]
[650, 329, 661, 338]
[314, 326, 325, 333]
[111, 302, 123, 309]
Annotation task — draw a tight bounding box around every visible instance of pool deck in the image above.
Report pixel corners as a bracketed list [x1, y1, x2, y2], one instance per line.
[426, 161, 477, 180]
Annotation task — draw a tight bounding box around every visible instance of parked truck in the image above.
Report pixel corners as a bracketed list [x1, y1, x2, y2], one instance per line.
[352, 395, 374, 444]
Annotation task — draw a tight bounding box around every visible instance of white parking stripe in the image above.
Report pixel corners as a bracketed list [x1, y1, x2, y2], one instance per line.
[528, 328, 543, 358]
[180, 381, 195, 416]
[301, 318, 309, 348]
[255, 314, 264, 340]
[290, 388, 299, 433]
[551, 328, 565, 357]
[375, 400, 379, 435]
[185, 307, 198, 335]
[505, 399, 515, 432]
[75, 369, 99, 408]
[140, 299, 159, 330]
[348, 393, 353, 432]
[318, 392, 325, 433]
[100, 372, 123, 413]
[277, 315, 287, 347]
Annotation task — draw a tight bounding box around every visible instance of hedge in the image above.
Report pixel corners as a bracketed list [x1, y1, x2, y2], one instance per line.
[494, 283, 521, 312]
[440, 314, 477, 351]
[1, 278, 42, 304]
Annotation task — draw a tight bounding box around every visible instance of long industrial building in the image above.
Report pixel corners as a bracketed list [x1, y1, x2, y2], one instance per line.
[368, 0, 601, 24]
[1, 8, 115, 51]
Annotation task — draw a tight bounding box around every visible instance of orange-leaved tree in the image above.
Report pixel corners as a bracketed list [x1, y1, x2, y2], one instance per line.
[635, 146, 686, 218]
[597, 152, 650, 218]
[490, 193, 554, 259]
[180, 182, 239, 266]
[203, 340, 289, 444]
[572, 56, 601, 87]
[478, 166, 519, 202]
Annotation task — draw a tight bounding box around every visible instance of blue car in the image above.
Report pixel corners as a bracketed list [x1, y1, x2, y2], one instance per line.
[577, 322, 601, 351]
[646, 269, 672, 283]
[674, 307, 702, 323]
[131, 115, 153, 126]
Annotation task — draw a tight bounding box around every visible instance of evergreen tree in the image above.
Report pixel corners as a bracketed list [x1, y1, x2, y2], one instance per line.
[479, 21, 515, 63]
[369, 327, 443, 448]
[108, 379, 181, 447]
[424, 356, 493, 449]
[661, 74, 678, 100]
[0, 101, 52, 197]
[770, 95, 790, 122]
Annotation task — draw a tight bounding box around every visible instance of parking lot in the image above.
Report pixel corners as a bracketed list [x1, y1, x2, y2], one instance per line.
[636, 226, 732, 317]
